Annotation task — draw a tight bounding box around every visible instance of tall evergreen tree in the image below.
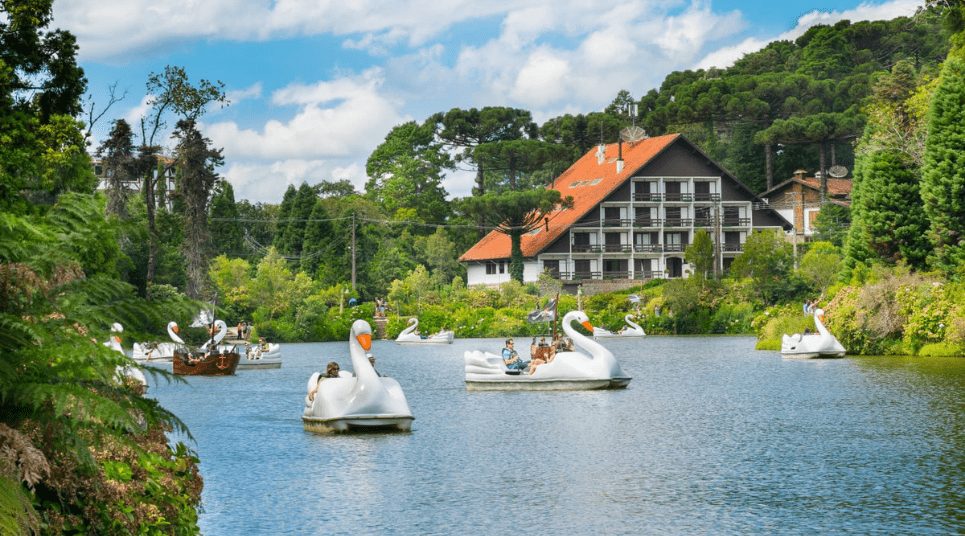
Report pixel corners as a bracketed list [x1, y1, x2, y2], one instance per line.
[172, 118, 224, 299]
[209, 179, 244, 257]
[272, 184, 298, 255]
[96, 118, 136, 220]
[921, 52, 965, 273]
[300, 199, 333, 276]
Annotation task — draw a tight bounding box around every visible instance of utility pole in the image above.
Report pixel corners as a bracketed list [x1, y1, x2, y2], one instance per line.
[351, 212, 357, 291]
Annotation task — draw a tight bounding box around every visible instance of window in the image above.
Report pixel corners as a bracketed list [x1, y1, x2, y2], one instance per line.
[486, 262, 497, 275]
[498, 262, 505, 274]
[543, 260, 560, 277]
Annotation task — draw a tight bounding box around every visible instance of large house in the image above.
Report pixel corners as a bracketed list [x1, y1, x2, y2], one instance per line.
[459, 133, 792, 290]
[758, 169, 852, 244]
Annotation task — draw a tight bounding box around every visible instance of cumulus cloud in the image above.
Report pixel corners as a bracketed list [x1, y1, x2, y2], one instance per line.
[205, 69, 407, 160]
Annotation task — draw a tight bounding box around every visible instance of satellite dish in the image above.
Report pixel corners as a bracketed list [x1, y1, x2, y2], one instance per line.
[828, 165, 848, 178]
[620, 126, 648, 143]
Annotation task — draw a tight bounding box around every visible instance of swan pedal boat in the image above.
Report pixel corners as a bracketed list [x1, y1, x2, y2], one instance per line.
[104, 323, 147, 387]
[304, 319, 414, 433]
[132, 321, 186, 362]
[238, 343, 282, 369]
[205, 320, 282, 369]
[395, 317, 454, 345]
[781, 308, 846, 359]
[593, 314, 646, 338]
[464, 310, 632, 391]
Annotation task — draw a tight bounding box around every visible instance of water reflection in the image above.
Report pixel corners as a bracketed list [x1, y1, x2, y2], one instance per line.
[149, 337, 965, 535]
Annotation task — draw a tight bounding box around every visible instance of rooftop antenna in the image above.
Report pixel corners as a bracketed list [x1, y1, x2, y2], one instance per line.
[619, 103, 648, 144]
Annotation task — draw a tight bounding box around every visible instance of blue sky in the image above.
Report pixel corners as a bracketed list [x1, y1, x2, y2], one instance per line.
[56, 0, 924, 205]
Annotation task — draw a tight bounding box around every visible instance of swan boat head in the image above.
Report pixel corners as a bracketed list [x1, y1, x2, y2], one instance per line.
[201, 319, 228, 351]
[168, 321, 186, 345]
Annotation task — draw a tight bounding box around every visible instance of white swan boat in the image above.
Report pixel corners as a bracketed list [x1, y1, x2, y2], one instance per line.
[303, 319, 414, 432]
[781, 308, 846, 359]
[464, 310, 632, 390]
[104, 323, 146, 386]
[593, 314, 646, 338]
[395, 318, 454, 345]
[132, 321, 184, 362]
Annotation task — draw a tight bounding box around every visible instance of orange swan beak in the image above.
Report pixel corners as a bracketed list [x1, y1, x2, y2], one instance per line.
[357, 333, 372, 351]
[582, 321, 594, 331]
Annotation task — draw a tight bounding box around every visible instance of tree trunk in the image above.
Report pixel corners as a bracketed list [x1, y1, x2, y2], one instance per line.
[765, 143, 773, 190]
[510, 230, 524, 282]
[476, 164, 486, 239]
[818, 142, 828, 201]
[145, 169, 157, 298]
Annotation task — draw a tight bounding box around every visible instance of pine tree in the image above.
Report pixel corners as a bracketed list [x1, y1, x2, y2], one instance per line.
[209, 179, 245, 257]
[300, 199, 333, 277]
[172, 119, 224, 299]
[850, 148, 930, 267]
[921, 52, 965, 273]
[98, 121, 139, 221]
[272, 184, 298, 255]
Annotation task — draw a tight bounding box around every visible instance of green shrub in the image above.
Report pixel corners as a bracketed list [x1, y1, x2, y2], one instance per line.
[918, 342, 965, 357]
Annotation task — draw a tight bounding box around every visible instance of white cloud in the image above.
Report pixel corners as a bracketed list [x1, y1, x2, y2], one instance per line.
[223, 159, 367, 204]
[204, 69, 406, 161]
[225, 82, 263, 106]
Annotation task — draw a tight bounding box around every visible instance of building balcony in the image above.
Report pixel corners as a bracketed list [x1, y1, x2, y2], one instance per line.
[722, 218, 751, 227]
[664, 244, 687, 253]
[693, 193, 721, 203]
[722, 243, 744, 252]
[633, 218, 662, 228]
[633, 244, 662, 253]
[601, 218, 632, 228]
[571, 244, 603, 254]
[548, 270, 664, 281]
[602, 244, 633, 253]
[663, 218, 693, 228]
[632, 193, 663, 202]
[663, 193, 693, 203]
[692, 217, 715, 227]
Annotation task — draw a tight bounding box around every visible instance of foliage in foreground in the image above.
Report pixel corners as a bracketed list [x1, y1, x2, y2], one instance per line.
[0, 194, 205, 535]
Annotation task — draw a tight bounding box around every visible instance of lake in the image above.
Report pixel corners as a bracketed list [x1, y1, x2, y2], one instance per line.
[146, 335, 965, 535]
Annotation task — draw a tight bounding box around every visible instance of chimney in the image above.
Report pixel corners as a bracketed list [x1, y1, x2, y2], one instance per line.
[596, 144, 606, 165]
[616, 140, 624, 173]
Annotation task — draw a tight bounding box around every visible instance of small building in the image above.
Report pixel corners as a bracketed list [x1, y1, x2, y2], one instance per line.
[93, 156, 177, 211]
[758, 169, 852, 244]
[459, 133, 792, 291]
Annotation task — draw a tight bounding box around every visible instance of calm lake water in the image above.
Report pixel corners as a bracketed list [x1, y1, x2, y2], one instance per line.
[146, 336, 965, 535]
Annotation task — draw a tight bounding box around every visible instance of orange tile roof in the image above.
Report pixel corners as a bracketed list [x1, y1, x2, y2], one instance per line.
[800, 178, 852, 197]
[459, 133, 681, 262]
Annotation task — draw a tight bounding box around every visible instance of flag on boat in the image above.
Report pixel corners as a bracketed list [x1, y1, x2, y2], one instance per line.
[526, 299, 557, 323]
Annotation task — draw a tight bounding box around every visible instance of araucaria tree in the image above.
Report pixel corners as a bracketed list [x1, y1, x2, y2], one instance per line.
[458, 190, 574, 282]
[921, 50, 965, 273]
[172, 118, 225, 299]
[96, 118, 137, 219]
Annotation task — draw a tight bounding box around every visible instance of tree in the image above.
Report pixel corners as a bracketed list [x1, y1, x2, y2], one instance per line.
[921, 52, 965, 273]
[365, 120, 453, 223]
[300, 199, 333, 276]
[811, 203, 851, 247]
[472, 138, 573, 191]
[96, 118, 137, 220]
[436, 107, 537, 235]
[798, 241, 843, 296]
[249, 247, 295, 323]
[457, 190, 574, 282]
[272, 184, 298, 255]
[172, 119, 224, 299]
[729, 229, 793, 304]
[848, 147, 930, 267]
[685, 229, 715, 279]
[209, 179, 245, 257]
[139, 66, 227, 295]
[0, 193, 203, 534]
